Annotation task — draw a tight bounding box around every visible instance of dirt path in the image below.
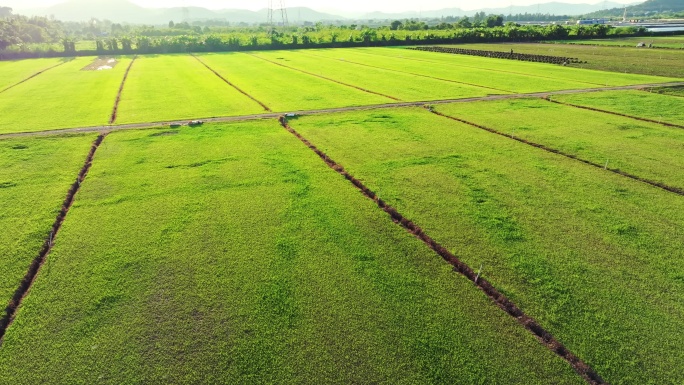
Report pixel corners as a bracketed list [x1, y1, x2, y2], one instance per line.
[191, 54, 272, 112]
[0, 59, 72, 95]
[0, 134, 107, 344]
[109, 56, 137, 124]
[1, 81, 683, 140]
[246, 52, 401, 101]
[279, 115, 606, 385]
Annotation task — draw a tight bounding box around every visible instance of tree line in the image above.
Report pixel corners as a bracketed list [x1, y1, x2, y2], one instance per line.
[0, 8, 674, 60]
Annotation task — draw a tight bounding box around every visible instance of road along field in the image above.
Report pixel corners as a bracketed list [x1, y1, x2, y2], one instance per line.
[432, 96, 684, 192]
[0, 121, 584, 384]
[0, 134, 98, 329]
[549, 89, 684, 126]
[290, 108, 684, 385]
[0, 57, 132, 134]
[113, 55, 266, 124]
[0, 58, 67, 92]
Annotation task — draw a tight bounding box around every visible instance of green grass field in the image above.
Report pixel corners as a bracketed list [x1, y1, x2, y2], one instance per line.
[446, 42, 684, 78]
[0, 134, 96, 307]
[434, 97, 684, 190]
[0, 121, 583, 384]
[314, 47, 658, 90]
[197, 52, 389, 111]
[252, 50, 497, 101]
[291, 108, 684, 385]
[0, 58, 66, 91]
[0, 57, 131, 134]
[1, 44, 682, 384]
[115, 55, 264, 124]
[372, 46, 682, 86]
[551, 90, 684, 125]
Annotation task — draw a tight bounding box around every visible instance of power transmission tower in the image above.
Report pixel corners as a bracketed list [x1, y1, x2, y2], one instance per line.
[268, 0, 289, 29]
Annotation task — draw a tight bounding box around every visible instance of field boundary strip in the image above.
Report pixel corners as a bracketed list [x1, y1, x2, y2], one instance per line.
[278, 115, 606, 385]
[109, 56, 138, 124]
[0, 59, 72, 94]
[0, 82, 683, 140]
[191, 54, 272, 112]
[299, 51, 514, 94]
[246, 53, 401, 101]
[0, 133, 108, 345]
[544, 97, 684, 130]
[355, 49, 609, 87]
[429, 108, 684, 196]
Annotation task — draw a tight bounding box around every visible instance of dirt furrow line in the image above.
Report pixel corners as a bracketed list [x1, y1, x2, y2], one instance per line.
[278, 115, 606, 385]
[0, 133, 108, 345]
[109, 56, 137, 124]
[544, 97, 684, 130]
[300, 51, 513, 94]
[0, 60, 72, 95]
[191, 54, 272, 112]
[429, 108, 684, 196]
[354, 49, 608, 87]
[1, 82, 683, 140]
[246, 53, 401, 101]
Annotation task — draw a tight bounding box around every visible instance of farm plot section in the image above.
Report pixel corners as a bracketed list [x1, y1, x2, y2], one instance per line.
[0, 122, 582, 384]
[435, 97, 684, 191]
[442, 43, 684, 79]
[292, 109, 684, 385]
[114, 55, 264, 124]
[550, 90, 684, 126]
[366, 47, 681, 86]
[196, 53, 388, 111]
[0, 58, 66, 92]
[309, 48, 596, 93]
[0, 134, 97, 316]
[0, 57, 132, 134]
[252, 50, 495, 101]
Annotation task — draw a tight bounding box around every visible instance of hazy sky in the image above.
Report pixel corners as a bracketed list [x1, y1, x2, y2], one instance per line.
[7, 0, 638, 13]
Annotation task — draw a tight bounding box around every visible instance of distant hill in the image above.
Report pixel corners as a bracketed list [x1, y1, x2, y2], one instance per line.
[358, 2, 631, 19]
[23, 0, 343, 24]
[18, 0, 669, 24]
[582, 0, 684, 18]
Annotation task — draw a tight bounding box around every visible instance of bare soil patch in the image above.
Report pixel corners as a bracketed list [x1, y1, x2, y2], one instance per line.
[82, 57, 118, 71]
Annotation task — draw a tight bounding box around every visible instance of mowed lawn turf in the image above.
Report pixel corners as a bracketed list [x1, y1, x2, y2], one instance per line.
[114, 55, 264, 124]
[0, 57, 66, 91]
[363, 47, 681, 86]
[0, 122, 583, 384]
[0, 57, 131, 134]
[435, 97, 684, 190]
[0, 134, 96, 309]
[197, 52, 389, 111]
[252, 50, 496, 101]
[291, 108, 684, 385]
[551, 90, 684, 126]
